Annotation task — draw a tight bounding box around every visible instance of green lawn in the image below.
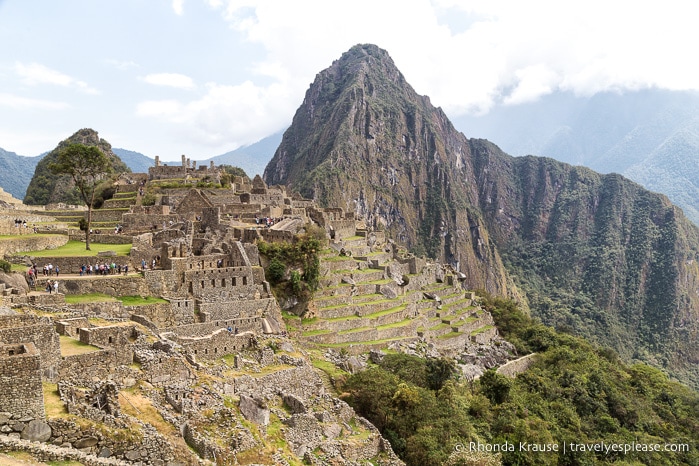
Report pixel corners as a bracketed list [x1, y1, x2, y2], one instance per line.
[24, 241, 132, 257]
[117, 295, 168, 306]
[64, 293, 117, 304]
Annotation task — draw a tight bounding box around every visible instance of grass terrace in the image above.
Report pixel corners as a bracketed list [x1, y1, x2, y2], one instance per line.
[64, 293, 118, 304]
[24, 240, 132, 257]
[118, 295, 168, 306]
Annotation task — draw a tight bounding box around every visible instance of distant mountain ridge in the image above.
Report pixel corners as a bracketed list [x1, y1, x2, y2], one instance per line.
[453, 89, 699, 225]
[264, 43, 699, 387]
[0, 147, 42, 200]
[0, 133, 281, 201]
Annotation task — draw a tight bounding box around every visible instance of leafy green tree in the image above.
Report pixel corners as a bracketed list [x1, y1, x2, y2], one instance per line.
[49, 143, 113, 250]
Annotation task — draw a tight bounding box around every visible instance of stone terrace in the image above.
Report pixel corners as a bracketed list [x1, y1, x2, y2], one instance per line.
[290, 230, 499, 355]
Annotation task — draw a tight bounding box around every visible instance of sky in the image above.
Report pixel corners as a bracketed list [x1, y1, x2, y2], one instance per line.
[1, 0, 698, 160]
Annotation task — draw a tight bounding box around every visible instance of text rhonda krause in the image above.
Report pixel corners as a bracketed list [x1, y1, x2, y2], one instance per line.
[457, 442, 690, 454]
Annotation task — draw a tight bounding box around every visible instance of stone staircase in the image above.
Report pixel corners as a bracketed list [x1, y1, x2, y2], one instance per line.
[296, 235, 498, 354]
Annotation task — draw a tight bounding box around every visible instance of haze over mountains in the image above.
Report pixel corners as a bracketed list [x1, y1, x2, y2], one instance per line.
[455, 89, 699, 224]
[0, 132, 283, 201]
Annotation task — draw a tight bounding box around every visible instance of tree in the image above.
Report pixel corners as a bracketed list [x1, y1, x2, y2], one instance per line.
[49, 143, 113, 250]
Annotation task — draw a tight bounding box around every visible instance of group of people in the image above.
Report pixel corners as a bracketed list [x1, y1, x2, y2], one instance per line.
[25, 266, 59, 293]
[45, 279, 59, 294]
[80, 262, 129, 276]
[254, 216, 282, 227]
[41, 263, 60, 276]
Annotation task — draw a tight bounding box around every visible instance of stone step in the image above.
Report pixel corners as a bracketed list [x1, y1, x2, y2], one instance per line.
[102, 198, 137, 209]
[315, 336, 421, 355]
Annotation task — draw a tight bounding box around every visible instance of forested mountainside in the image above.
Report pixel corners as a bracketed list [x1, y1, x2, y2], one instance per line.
[24, 128, 130, 205]
[453, 89, 699, 225]
[0, 146, 41, 200]
[264, 44, 699, 387]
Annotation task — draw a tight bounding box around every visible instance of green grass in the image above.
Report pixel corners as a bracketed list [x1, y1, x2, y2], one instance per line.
[471, 325, 494, 336]
[363, 304, 408, 319]
[376, 318, 412, 331]
[64, 293, 117, 304]
[24, 241, 132, 257]
[319, 336, 411, 348]
[302, 329, 332, 337]
[117, 295, 168, 306]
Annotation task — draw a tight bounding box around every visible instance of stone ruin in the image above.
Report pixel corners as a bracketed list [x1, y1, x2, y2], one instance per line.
[0, 161, 407, 465]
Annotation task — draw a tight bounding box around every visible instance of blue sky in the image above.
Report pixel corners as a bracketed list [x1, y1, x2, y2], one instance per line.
[1, 0, 697, 160]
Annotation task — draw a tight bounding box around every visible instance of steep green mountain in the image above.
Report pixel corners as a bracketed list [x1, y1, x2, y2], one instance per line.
[24, 128, 130, 205]
[453, 89, 699, 225]
[0, 147, 42, 200]
[264, 44, 699, 387]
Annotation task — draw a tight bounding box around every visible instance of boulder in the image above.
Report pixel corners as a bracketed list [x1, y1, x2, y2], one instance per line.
[20, 420, 52, 442]
[239, 395, 270, 426]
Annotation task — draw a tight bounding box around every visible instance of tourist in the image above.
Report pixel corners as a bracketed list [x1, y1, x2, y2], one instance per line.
[46, 280, 52, 294]
[53, 281, 59, 294]
[54, 265, 59, 276]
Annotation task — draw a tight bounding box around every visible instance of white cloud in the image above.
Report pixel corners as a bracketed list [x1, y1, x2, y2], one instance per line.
[143, 73, 195, 89]
[104, 59, 138, 71]
[0, 93, 69, 110]
[205, 0, 699, 117]
[172, 0, 184, 15]
[136, 79, 294, 149]
[14, 62, 100, 95]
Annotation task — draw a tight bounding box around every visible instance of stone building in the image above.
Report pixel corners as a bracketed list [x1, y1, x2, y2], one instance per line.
[0, 342, 45, 419]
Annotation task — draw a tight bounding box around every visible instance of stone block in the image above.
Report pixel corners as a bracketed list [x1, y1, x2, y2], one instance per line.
[239, 395, 269, 426]
[20, 419, 52, 442]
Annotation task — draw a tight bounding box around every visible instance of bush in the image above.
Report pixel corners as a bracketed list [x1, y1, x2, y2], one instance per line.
[0, 259, 11, 273]
[141, 192, 156, 206]
[267, 258, 286, 284]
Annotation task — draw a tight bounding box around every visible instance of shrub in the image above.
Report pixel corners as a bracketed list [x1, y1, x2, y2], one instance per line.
[267, 258, 286, 284]
[0, 259, 11, 273]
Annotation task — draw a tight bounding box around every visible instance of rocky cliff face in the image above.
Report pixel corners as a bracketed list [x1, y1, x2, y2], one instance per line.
[265, 44, 511, 296]
[24, 128, 129, 205]
[264, 44, 699, 387]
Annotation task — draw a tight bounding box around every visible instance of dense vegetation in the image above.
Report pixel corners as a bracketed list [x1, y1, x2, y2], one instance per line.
[257, 224, 326, 302]
[342, 296, 699, 466]
[0, 147, 41, 200]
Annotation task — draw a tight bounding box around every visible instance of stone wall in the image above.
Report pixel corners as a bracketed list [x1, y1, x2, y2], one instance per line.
[55, 317, 91, 338]
[0, 315, 60, 379]
[140, 353, 194, 387]
[496, 353, 537, 378]
[198, 296, 276, 322]
[45, 417, 176, 464]
[78, 325, 136, 364]
[234, 365, 320, 400]
[176, 329, 254, 361]
[0, 342, 45, 419]
[68, 302, 129, 320]
[60, 276, 149, 297]
[125, 302, 191, 329]
[59, 349, 120, 386]
[0, 234, 67, 258]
